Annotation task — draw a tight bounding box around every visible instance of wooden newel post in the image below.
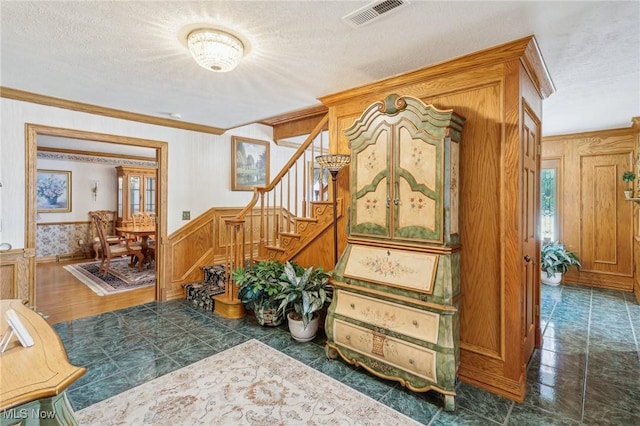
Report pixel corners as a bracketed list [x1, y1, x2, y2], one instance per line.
[213, 218, 247, 319]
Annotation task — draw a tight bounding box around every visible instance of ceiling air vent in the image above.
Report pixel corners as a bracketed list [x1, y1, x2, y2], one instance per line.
[342, 0, 409, 28]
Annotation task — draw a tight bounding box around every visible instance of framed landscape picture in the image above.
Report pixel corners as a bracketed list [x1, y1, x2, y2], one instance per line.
[37, 170, 72, 212]
[231, 136, 270, 191]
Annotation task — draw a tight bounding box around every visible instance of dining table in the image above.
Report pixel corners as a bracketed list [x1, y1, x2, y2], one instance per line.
[116, 225, 156, 267]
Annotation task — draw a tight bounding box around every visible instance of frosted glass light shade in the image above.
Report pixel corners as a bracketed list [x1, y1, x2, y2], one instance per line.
[187, 29, 244, 73]
[315, 154, 351, 172]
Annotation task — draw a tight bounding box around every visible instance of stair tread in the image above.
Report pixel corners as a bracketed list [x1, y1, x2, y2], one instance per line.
[279, 232, 301, 238]
[295, 217, 318, 223]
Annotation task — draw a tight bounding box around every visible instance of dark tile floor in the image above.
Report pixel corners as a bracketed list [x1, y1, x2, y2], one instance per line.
[55, 284, 640, 425]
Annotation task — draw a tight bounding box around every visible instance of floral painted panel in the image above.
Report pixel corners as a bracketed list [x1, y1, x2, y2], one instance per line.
[354, 176, 388, 229]
[355, 130, 388, 193]
[336, 290, 439, 343]
[398, 126, 438, 192]
[397, 177, 437, 231]
[450, 141, 460, 235]
[344, 244, 438, 293]
[333, 319, 437, 382]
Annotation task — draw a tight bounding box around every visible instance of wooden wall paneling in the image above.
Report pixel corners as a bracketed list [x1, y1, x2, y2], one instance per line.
[427, 84, 504, 357]
[165, 207, 236, 300]
[636, 123, 640, 303]
[0, 249, 31, 302]
[320, 36, 553, 402]
[1, 262, 17, 298]
[579, 152, 634, 290]
[636, 235, 640, 302]
[542, 126, 637, 292]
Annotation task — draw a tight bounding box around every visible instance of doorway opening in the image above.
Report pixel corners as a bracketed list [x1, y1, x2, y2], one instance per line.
[25, 124, 168, 316]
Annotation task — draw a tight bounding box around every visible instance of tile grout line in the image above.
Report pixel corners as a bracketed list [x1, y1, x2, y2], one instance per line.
[501, 400, 515, 425]
[579, 287, 593, 424]
[623, 294, 640, 362]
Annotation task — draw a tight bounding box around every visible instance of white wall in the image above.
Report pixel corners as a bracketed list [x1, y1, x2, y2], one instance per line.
[0, 97, 296, 248]
[36, 157, 117, 223]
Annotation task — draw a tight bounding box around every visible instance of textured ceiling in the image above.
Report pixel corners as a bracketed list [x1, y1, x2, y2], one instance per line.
[1, 1, 638, 136]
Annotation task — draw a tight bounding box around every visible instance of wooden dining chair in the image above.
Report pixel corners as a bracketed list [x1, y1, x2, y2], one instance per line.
[91, 213, 144, 276]
[131, 211, 156, 227]
[89, 210, 121, 261]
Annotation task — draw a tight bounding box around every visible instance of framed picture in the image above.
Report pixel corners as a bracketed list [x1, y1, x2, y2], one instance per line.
[231, 136, 270, 191]
[36, 169, 72, 212]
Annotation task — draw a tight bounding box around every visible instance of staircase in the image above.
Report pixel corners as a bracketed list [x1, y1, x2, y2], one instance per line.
[183, 264, 226, 310]
[214, 113, 339, 318]
[258, 198, 342, 262]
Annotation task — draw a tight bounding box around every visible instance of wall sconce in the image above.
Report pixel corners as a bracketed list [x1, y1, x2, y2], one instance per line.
[90, 180, 98, 201]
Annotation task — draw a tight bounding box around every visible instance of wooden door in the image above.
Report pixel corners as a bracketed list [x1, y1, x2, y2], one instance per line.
[581, 153, 634, 279]
[522, 108, 540, 362]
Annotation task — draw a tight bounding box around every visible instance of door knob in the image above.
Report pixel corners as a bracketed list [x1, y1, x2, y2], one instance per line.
[524, 254, 531, 262]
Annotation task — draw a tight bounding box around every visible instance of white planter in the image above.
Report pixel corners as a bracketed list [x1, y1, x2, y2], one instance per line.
[541, 271, 562, 286]
[287, 313, 319, 342]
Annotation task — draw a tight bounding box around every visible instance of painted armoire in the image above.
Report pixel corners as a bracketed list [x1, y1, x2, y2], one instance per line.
[321, 36, 553, 402]
[325, 94, 465, 410]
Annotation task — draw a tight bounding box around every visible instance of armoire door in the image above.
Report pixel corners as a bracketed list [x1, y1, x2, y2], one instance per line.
[348, 97, 462, 246]
[393, 119, 443, 243]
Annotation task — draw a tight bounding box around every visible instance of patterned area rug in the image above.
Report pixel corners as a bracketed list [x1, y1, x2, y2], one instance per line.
[76, 339, 420, 425]
[63, 258, 155, 296]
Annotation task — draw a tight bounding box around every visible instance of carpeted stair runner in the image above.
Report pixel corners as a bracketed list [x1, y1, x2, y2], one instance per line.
[183, 265, 226, 311]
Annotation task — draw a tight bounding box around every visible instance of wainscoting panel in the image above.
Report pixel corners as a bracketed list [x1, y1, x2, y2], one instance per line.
[164, 207, 244, 300]
[542, 122, 638, 292]
[0, 249, 33, 303]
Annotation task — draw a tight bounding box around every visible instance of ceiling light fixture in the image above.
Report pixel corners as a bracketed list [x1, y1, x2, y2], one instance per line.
[187, 28, 244, 73]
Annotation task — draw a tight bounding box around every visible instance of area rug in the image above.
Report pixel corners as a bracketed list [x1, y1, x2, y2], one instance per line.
[63, 258, 155, 296]
[76, 339, 420, 426]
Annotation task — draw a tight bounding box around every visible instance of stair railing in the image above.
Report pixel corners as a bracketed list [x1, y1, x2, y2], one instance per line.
[222, 114, 330, 308]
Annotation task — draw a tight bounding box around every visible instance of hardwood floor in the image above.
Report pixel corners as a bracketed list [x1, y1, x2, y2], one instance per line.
[35, 260, 155, 324]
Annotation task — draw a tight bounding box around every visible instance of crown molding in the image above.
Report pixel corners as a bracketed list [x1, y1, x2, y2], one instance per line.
[1, 87, 225, 135]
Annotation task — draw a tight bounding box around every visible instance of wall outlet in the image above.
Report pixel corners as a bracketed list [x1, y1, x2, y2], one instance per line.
[182, 211, 190, 220]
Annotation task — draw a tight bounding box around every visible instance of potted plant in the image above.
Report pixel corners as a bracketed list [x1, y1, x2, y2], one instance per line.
[233, 260, 288, 326]
[540, 241, 581, 286]
[622, 171, 636, 199]
[276, 261, 331, 342]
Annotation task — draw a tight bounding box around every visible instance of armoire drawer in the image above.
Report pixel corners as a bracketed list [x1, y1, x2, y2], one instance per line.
[335, 290, 440, 344]
[333, 319, 437, 383]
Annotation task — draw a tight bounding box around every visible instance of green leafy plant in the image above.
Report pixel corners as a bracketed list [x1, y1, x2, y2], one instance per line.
[541, 241, 581, 278]
[622, 171, 636, 189]
[276, 261, 331, 329]
[233, 260, 290, 311]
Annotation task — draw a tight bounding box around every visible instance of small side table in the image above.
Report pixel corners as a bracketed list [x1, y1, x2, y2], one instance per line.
[0, 300, 85, 425]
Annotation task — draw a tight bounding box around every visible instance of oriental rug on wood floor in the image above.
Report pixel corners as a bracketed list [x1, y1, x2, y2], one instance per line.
[76, 339, 420, 426]
[63, 257, 155, 296]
